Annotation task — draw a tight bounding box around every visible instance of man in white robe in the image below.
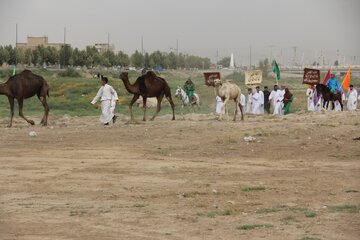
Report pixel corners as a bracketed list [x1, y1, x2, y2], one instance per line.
[252, 87, 263, 114]
[306, 85, 316, 111]
[268, 85, 283, 115]
[246, 88, 253, 113]
[215, 96, 223, 114]
[347, 85, 358, 111]
[91, 77, 118, 125]
[259, 87, 264, 114]
[237, 93, 246, 115]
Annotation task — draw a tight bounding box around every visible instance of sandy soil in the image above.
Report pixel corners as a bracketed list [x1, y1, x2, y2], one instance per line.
[0, 111, 359, 240]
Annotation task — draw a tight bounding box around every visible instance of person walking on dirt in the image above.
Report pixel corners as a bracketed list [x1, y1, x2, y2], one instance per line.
[263, 86, 271, 114]
[91, 76, 118, 125]
[282, 87, 294, 115]
[184, 78, 195, 104]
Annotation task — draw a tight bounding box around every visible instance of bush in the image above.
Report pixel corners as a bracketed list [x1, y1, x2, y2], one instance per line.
[58, 68, 82, 78]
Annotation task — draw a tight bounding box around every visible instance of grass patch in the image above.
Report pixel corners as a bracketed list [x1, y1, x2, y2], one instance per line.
[196, 211, 216, 218]
[281, 215, 298, 223]
[222, 209, 232, 216]
[196, 209, 233, 218]
[345, 189, 359, 193]
[133, 204, 146, 208]
[299, 237, 321, 240]
[256, 206, 284, 214]
[242, 186, 266, 192]
[237, 224, 273, 230]
[328, 204, 359, 213]
[304, 211, 317, 218]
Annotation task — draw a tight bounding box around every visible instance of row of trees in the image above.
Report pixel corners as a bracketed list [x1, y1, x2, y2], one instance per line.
[0, 45, 212, 69]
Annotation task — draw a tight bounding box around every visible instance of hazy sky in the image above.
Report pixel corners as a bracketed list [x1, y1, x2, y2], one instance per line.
[1, 0, 359, 65]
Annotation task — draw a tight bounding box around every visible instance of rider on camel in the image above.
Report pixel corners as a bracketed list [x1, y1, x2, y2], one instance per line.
[184, 78, 195, 104]
[326, 73, 341, 94]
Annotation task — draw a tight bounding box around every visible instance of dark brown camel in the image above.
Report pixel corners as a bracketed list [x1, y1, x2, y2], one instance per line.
[119, 71, 175, 121]
[0, 70, 49, 127]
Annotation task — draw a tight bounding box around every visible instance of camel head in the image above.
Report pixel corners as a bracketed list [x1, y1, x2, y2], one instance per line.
[214, 79, 222, 87]
[119, 72, 128, 81]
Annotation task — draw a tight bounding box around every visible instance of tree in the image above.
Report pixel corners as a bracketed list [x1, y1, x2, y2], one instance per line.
[130, 50, 144, 68]
[218, 57, 230, 68]
[258, 58, 270, 78]
[116, 51, 130, 67]
[59, 45, 73, 67]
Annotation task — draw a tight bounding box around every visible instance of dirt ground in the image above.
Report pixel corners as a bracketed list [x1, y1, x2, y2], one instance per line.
[0, 111, 359, 240]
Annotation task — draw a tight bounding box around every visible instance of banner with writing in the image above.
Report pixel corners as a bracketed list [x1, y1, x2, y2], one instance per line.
[303, 68, 320, 85]
[203, 72, 221, 86]
[245, 70, 262, 85]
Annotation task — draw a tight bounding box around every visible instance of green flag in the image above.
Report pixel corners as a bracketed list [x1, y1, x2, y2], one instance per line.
[272, 59, 280, 81]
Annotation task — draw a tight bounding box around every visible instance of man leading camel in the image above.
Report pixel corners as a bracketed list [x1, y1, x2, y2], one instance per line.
[91, 76, 118, 125]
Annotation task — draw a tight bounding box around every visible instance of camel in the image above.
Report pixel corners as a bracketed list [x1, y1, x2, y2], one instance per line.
[0, 70, 49, 127]
[119, 71, 175, 121]
[214, 78, 244, 121]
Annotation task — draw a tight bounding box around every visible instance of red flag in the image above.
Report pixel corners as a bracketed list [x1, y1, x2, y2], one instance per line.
[341, 67, 351, 91]
[323, 69, 331, 84]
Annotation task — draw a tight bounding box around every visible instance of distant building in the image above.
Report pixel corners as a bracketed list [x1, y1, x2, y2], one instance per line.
[90, 43, 114, 54]
[16, 36, 68, 51]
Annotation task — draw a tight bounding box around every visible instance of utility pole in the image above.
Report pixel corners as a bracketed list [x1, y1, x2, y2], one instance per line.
[269, 45, 274, 63]
[107, 32, 110, 51]
[176, 39, 178, 56]
[292, 46, 298, 67]
[15, 23, 18, 67]
[141, 36, 144, 55]
[249, 46, 252, 69]
[64, 27, 66, 45]
[215, 49, 219, 69]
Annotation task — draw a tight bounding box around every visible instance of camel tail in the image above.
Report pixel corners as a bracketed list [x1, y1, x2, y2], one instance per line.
[164, 82, 172, 98]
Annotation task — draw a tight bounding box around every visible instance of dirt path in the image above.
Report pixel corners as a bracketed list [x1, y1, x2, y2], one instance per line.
[0, 111, 359, 240]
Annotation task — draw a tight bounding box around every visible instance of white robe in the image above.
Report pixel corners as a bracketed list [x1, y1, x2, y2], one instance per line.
[269, 90, 283, 115]
[91, 84, 118, 124]
[216, 96, 223, 114]
[347, 89, 358, 111]
[259, 90, 264, 114]
[334, 100, 342, 112]
[306, 88, 315, 111]
[246, 93, 253, 113]
[252, 92, 262, 114]
[237, 94, 246, 115]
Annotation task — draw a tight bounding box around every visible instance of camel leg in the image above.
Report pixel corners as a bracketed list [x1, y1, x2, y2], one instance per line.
[7, 97, 15, 128]
[18, 98, 35, 125]
[142, 96, 147, 121]
[39, 96, 49, 126]
[129, 94, 140, 121]
[220, 97, 229, 121]
[150, 94, 164, 121]
[340, 101, 343, 111]
[239, 103, 244, 121]
[233, 99, 239, 122]
[166, 96, 175, 120]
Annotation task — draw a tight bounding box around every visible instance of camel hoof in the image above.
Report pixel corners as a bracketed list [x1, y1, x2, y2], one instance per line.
[7, 124, 12, 128]
[29, 120, 35, 125]
[41, 122, 48, 126]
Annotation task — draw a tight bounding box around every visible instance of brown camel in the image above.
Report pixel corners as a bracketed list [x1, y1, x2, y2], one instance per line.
[119, 71, 175, 121]
[0, 70, 49, 127]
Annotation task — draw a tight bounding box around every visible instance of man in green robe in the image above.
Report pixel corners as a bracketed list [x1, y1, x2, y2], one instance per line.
[184, 78, 195, 104]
